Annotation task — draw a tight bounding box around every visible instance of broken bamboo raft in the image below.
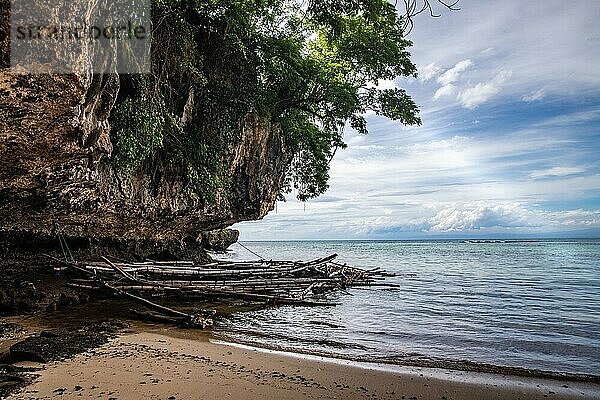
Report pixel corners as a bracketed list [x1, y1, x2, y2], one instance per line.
[48, 253, 398, 328]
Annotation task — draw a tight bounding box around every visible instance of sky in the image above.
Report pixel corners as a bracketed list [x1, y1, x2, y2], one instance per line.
[235, 0, 600, 241]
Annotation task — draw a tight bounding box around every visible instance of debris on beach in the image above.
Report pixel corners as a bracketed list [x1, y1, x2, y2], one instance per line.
[46, 254, 398, 329]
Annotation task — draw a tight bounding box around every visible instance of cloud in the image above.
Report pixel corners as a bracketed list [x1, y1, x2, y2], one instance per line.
[418, 62, 441, 81]
[433, 84, 456, 100]
[522, 88, 546, 102]
[458, 70, 513, 109]
[420, 203, 532, 232]
[409, 203, 600, 234]
[536, 107, 600, 127]
[529, 166, 585, 179]
[364, 204, 600, 236]
[437, 59, 473, 86]
[551, 209, 600, 227]
[432, 59, 472, 102]
[311, 195, 346, 203]
[407, 0, 600, 96]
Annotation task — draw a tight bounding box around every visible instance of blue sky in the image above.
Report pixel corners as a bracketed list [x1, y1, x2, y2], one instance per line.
[236, 0, 600, 240]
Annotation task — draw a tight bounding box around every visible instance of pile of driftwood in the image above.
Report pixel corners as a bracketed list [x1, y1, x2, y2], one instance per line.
[48, 254, 398, 329]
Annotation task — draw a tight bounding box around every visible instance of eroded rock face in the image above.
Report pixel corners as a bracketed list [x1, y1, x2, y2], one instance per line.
[0, 8, 289, 261]
[0, 1, 9, 69]
[0, 67, 288, 260]
[0, 0, 291, 261]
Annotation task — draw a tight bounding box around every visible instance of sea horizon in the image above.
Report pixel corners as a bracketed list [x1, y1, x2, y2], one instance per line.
[237, 237, 600, 243]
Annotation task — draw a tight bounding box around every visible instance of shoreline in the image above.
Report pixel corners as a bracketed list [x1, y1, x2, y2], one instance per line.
[211, 331, 600, 384]
[7, 330, 600, 400]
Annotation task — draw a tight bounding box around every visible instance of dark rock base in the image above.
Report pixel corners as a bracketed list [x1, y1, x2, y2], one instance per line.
[0, 228, 212, 265]
[0, 261, 92, 316]
[200, 229, 240, 252]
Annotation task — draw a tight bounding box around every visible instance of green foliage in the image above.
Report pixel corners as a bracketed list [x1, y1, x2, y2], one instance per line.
[111, 93, 166, 175]
[110, 0, 421, 201]
[254, 0, 422, 200]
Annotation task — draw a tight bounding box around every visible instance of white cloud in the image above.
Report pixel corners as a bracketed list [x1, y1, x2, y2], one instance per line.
[235, 119, 600, 240]
[433, 83, 456, 100]
[236, 197, 600, 239]
[522, 88, 546, 102]
[437, 59, 473, 86]
[432, 59, 473, 102]
[530, 167, 585, 179]
[418, 62, 440, 81]
[550, 209, 600, 227]
[410, 203, 600, 233]
[407, 0, 600, 96]
[422, 203, 532, 232]
[536, 108, 600, 127]
[387, 203, 599, 235]
[458, 70, 513, 109]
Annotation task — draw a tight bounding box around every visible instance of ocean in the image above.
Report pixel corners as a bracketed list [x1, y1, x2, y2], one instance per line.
[214, 239, 600, 377]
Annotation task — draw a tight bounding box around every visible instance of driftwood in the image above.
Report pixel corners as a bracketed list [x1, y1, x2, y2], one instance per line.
[46, 252, 397, 329]
[45, 254, 213, 329]
[129, 309, 214, 329]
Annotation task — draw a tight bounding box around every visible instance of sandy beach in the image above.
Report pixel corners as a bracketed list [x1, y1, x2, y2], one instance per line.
[8, 331, 599, 400]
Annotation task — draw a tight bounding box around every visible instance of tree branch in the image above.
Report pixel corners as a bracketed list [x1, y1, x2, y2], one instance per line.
[399, 0, 461, 34]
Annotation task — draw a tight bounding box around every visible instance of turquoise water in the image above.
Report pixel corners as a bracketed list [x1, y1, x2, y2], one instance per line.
[214, 240, 600, 377]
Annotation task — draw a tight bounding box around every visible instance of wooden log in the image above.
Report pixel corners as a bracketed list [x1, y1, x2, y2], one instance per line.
[305, 253, 338, 265]
[46, 252, 392, 313]
[47, 254, 210, 327]
[101, 256, 138, 281]
[66, 283, 99, 290]
[185, 288, 338, 306]
[129, 309, 212, 329]
[299, 282, 318, 299]
[130, 309, 184, 325]
[110, 285, 174, 292]
[145, 260, 195, 266]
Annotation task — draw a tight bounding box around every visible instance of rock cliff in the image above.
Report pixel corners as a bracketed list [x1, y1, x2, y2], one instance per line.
[0, 0, 292, 262]
[0, 71, 288, 260]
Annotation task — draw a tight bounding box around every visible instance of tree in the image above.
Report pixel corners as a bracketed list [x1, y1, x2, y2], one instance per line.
[112, 0, 458, 201]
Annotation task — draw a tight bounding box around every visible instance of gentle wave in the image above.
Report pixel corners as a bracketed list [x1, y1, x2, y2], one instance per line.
[213, 330, 600, 383]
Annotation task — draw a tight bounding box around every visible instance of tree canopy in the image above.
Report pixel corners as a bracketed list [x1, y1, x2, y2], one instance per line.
[112, 0, 423, 201]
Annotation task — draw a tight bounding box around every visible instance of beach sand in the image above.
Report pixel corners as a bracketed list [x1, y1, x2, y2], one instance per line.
[8, 331, 599, 400]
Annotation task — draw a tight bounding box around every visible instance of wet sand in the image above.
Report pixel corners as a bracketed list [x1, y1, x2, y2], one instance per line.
[8, 331, 600, 400]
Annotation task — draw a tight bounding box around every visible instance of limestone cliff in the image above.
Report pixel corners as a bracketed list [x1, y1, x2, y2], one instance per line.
[0, 0, 294, 261]
[0, 70, 288, 260]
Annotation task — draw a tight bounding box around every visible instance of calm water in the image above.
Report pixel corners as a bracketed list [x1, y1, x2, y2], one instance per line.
[214, 240, 600, 377]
